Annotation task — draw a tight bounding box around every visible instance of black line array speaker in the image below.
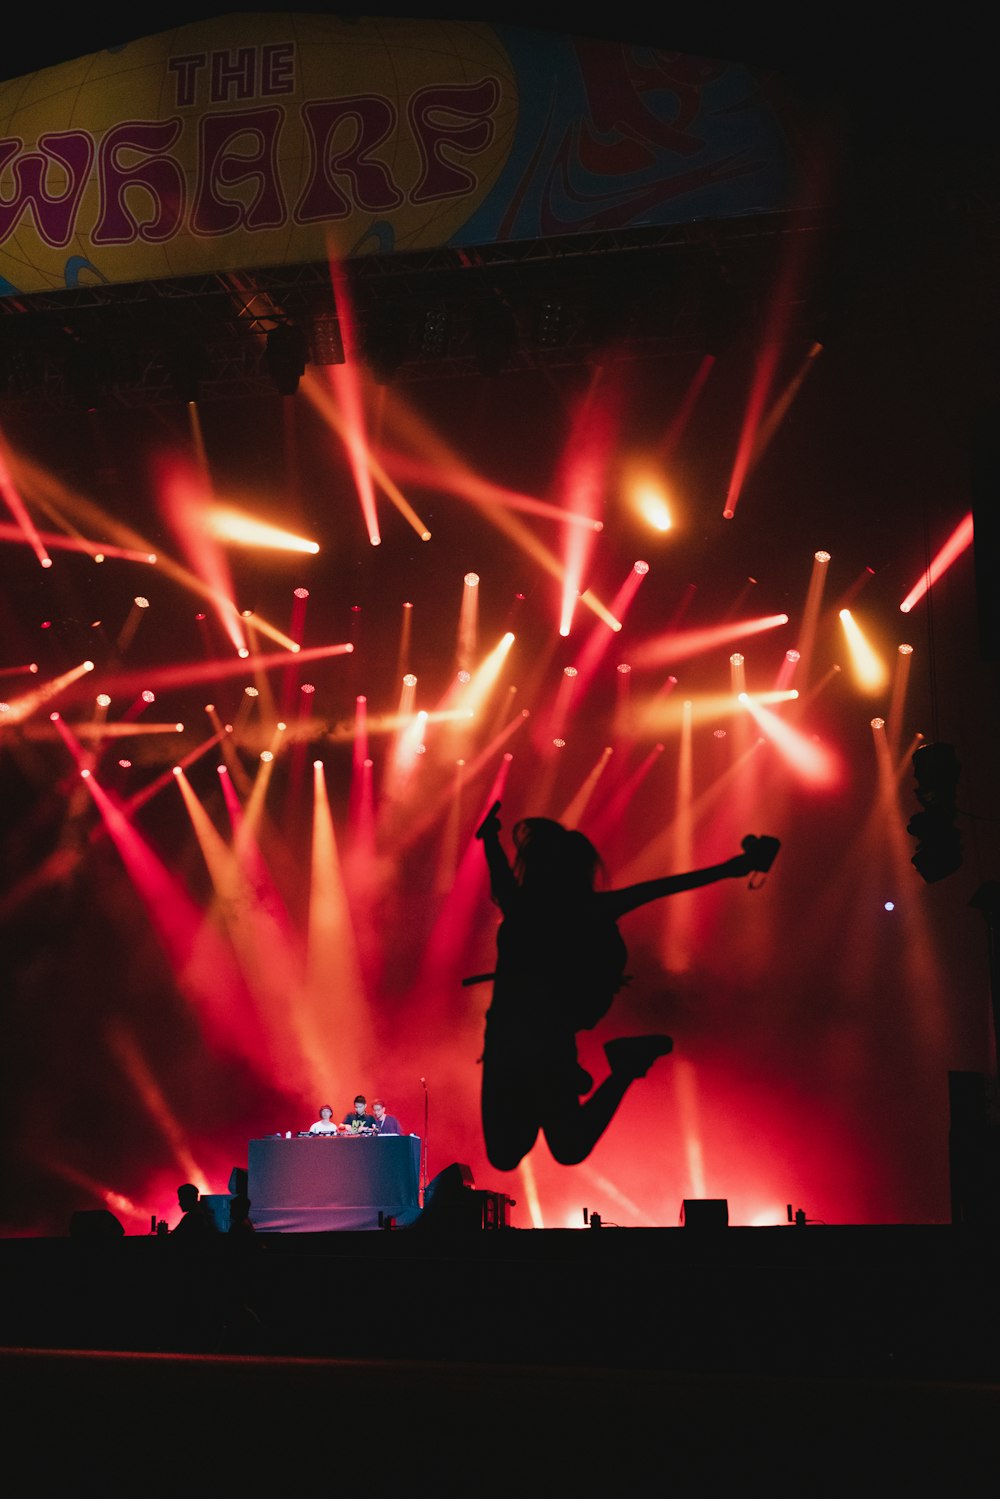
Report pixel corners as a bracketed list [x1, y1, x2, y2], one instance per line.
[949, 1070, 1000, 1224]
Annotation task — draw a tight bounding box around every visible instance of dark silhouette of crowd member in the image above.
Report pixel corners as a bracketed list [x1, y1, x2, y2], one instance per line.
[171, 1182, 220, 1236]
[475, 801, 775, 1171]
[228, 1194, 255, 1233]
[371, 1099, 401, 1134]
[343, 1095, 376, 1133]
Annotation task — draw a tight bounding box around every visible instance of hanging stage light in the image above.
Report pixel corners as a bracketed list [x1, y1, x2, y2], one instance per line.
[265, 322, 310, 396]
[907, 740, 963, 883]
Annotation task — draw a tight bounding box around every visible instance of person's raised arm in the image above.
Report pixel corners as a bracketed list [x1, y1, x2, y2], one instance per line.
[603, 848, 755, 920]
[476, 800, 516, 908]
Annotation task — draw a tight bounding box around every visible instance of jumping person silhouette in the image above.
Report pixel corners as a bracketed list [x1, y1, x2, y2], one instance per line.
[474, 801, 777, 1171]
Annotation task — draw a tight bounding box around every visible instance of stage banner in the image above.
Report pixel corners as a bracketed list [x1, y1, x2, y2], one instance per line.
[0, 13, 806, 296]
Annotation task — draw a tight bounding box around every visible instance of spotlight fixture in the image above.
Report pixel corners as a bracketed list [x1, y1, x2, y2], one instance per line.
[308, 312, 345, 366]
[420, 306, 450, 357]
[265, 323, 309, 396]
[536, 298, 566, 348]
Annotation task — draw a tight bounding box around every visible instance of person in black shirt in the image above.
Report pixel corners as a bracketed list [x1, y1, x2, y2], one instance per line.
[171, 1182, 220, 1236]
[343, 1095, 376, 1133]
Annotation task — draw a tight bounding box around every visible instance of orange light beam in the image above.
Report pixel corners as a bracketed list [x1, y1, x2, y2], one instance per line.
[6, 454, 296, 655]
[417, 761, 513, 1002]
[587, 741, 666, 849]
[772, 648, 801, 693]
[378, 449, 603, 530]
[3, 445, 161, 559]
[82, 771, 262, 1059]
[564, 567, 655, 709]
[324, 705, 471, 743]
[458, 572, 480, 673]
[302, 367, 428, 541]
[347, 694, 375, 852]
[833, 565, 877, 613]
[1, 658, 95, 725]
[41, 1159, 151, 1228]
[839, 609, 889, 692]
[791, 548, 832, 697]
[723, 334, 783, 519]
[395, 712, 528, 855]
[663, 697, 695, 970]
[638, 688, 800, 736]
[375, 385, 618, 626]
[600, 559, 650, 632]
[560, 745, 614, 828]
[738, 692, 840, 785]
[539, 665, 580, 750]
[23, 719, 187, 740]
[176, 768, 307, 1088]
[723, 226, 809, 520]
[49, 710, 88, 771]
[899, 512, 974, 613]
[615, 738, 764, 889]
[325, 253, 381, 538]
[204, 505, 321, 553]
[631, 613, 789, 670]
[92, 641, 353, 697]
[655, 353, 716, 461]
[0, 438, 50, 566]
[116, 729, 226, 818]
[107, 1022, 209, 1188]
[289, 586, 310, 645]
[887, 643, 914, 759]
[747, 340, 823, 475]
[557, 391, 614, 636]
[158, 458, 248, 655]
[306, 759, 367, 1083]
[457, 632, 516, 720]
[0, 523, 154, 562]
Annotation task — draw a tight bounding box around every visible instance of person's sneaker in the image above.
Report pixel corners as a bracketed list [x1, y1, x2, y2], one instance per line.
[604, 1034, 673, 1078]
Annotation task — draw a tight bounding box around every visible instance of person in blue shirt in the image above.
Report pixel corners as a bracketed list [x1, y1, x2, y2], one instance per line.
[372, 1099, 401, 1134]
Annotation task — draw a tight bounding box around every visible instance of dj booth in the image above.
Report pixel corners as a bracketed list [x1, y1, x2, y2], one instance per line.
[248, 1134, 422, 1231]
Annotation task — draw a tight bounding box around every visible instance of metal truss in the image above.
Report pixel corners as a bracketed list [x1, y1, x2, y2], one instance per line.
[0, 210, 823, 411]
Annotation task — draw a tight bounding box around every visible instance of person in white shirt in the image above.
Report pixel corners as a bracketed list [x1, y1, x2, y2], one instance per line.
[309, 1104, 339, 1134]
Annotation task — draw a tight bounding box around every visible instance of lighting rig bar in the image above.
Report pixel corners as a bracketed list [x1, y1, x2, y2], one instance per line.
[0, 210, 823, 410]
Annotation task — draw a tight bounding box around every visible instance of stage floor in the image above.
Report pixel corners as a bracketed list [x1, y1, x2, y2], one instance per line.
[5, 1224, 1000, 1492]
[3, 1222, 1000, 1383]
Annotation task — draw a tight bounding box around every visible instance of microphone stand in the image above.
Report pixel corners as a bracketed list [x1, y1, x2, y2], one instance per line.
[420, 1077, 428, 1205]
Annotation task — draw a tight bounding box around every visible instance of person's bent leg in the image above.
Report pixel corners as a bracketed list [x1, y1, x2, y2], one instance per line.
[481, 1057, 541, 1171]
[542, 1036, 673, 1166]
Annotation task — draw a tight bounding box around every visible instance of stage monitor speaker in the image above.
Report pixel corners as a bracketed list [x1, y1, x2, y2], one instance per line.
[424, 1162, 475, 1203]
[228, 1166, 249, 1197]
[680, 1198, 729, 1229]
[69, 1209, 125, 1239]
[418, 1163, 478, 1229]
